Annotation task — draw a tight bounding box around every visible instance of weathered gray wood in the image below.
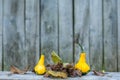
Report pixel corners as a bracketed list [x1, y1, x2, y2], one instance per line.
[0, 71, 120, 80]
[89, 0, 103, 70]
[25, 0, 40, 70]
[74, 0, 90, 64]
[1, 0, 120, 71]
[59, 0, 73, 63]
[41, 0, 58, 64]
[0, 0, 3, 70]
[3, 0, 27, 70]
[118, 0, 120, 71]
[103, 0, 118, 71]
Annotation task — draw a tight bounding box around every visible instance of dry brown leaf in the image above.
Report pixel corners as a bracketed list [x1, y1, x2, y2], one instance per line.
[45, 70, 67, 78]
[93, 70, 105, 76]
[10, 65, 30, 74]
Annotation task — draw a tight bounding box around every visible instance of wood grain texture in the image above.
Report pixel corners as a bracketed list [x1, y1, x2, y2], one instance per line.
[89, 0, 103, 70]
[1, 0, 120, 71]
[41, 0, 58, 64]
[118, 0, 120, 71]
[3, 0, 27, 70]
[25, 0, 40, 70]
[59, 0, 73, 63]
[0, 0, 3, 70]
[74, 0, 90, 64]
[103, 0, 118, 71]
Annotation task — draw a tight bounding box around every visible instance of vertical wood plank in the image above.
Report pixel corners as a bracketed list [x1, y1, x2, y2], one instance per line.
[25, 0, 40, 70]
[74, 0, 90, 64]
[3, 0, 26, 70]
[0, 0, 3, 70]
[59, 0, 73, 63]
[89, 0, 103, 70]
[103, 0, 118, 71]
[41, 0, 58, 64]
[118, 0, 120, 71]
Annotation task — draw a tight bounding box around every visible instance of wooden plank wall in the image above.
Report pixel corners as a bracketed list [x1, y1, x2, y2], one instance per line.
[25, 0, 40, 70]
[118, 0, 120, 71]
[3, 0, 27, 70]
[41, 0, 58, 64]
[89, 0, 103, 71]
[0, 0, 3, 71]
[0, 0, 120, 71]
[59, 0, 73, 63]
[103, 0, 118, 72]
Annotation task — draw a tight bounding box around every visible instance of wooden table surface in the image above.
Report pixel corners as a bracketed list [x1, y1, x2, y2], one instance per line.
[0, 71, 120, 80]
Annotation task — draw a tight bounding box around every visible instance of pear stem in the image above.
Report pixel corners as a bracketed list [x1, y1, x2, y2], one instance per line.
[78, 43, 84, 52]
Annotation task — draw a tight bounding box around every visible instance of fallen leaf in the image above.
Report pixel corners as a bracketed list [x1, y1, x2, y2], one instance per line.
[10, 65, 30, 74]
[51, 51, 62, 64]
[93, 70, 105, 76]
[45, 70, 67, 78]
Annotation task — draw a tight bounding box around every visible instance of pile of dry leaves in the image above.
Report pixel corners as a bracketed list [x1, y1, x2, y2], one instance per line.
[44, 63, 82, 78]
